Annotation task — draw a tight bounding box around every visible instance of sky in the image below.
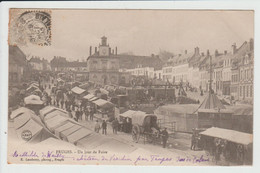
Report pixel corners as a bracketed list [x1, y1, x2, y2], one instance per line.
[18, 10, 254, 61]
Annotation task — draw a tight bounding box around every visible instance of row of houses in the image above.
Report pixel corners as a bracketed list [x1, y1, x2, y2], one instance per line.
[29, 56, 52, 71]
[50, 56, 88, 72]
[126, 39, 254, 103]
[9, 37, 254, 103]
[9, 46, 89, 85]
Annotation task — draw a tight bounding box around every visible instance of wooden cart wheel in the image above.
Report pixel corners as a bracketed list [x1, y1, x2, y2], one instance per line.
[132, 125, 140, 143]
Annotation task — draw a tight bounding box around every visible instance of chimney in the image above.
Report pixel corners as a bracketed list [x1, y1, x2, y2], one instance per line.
[224, 50, 227, 55]
[194, 47, 200, 55]
[109, 48, 111, 55]
[115, 47, 117, 55]
[232, 43, 237, 55]
[89, 46, 92, 56]
[95, 47, 97, 53]
[112, 49, 114, 55]
[185, 50, 187, 54]
[215, 49, 219, 57]
[249, 38, 254, 51]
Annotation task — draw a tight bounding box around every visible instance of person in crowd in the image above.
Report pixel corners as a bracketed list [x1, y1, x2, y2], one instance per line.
[68, 108, 73, 119]
[84, 107, 89, 121]
[236, 144, 244, 165]
[72, 102, 75, 111]
[191, 130, 196, 150]
[112, 118, 119, 134]
[161, 128, 169, 148]
[102, 120, 107, 135]
[79, 108, 83, 121]
[60, 99, 64, 109]
[89, 107, 94, 121]
[75, 108, 80, 122]
[94, 120, 100, 133]
[56, 98, 60, 107]
[65, 100, 68, 110]
[126, 118, 131, 133]
[214, 138, 221, 164]
[53, 98, 56, 106]
[122, 118, 127, 133]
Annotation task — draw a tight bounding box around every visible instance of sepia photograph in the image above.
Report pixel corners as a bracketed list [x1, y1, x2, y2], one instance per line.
[5, 7, 255, 167]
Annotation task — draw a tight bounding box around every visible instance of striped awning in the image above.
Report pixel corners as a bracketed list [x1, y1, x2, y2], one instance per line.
[198, 93, 225, 110]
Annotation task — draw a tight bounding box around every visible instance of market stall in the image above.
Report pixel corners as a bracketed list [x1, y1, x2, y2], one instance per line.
[24, 95, 44, 113]
[200, 127, 253, 165]
[92, 99, 115, 121]
[11, 107, 55, 143]
[71, 86, 86, 98]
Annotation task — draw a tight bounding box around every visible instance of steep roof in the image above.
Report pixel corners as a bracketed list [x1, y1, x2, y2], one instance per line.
[198, 93, 225, 110]
[9, 45, 27, 66]
[188, 53, 205, 68]
[50, 56, 87, 68]
[166, 52, 193, 67]
[117, 54, 163, 70]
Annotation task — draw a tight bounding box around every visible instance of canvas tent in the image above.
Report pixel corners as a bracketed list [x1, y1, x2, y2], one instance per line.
[89, 96, 99, 101]
[93, 99, 114, 108]
[100, 88, 109, 95]
[26, 85, 39, 93]
[120, 110, 137, 118]
[24, 95, 43, 105]
[39, 106, 67, 120]
[44, 110, 69, 121]
[54, 121, 77, 137]
[10, 107, 34, 119]
[71, 86, 85, 95]
[60, 125, 82, 140]
[12, 110, 56, 143]
[197, 93, 225, 111]
[200, 127, 253, 145]
[44, 114, 69, 132]
[227, 104, 253, 116]
[66, 128, 92, 144]
[83, 94, 95, 100]
[131, 111, 148, 125]
[154, 104, 199, 132]
[196, 93, 233, 129]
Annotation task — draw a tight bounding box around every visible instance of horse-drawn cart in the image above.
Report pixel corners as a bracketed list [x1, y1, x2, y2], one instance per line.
[131, 112, 161, 143]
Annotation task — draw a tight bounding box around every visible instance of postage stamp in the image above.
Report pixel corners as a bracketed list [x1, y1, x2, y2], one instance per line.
[9, 9, 51, 46]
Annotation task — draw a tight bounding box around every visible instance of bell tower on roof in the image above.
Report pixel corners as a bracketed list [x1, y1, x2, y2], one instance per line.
[101, 36, 107, 46]
[99, 36, 110, 56]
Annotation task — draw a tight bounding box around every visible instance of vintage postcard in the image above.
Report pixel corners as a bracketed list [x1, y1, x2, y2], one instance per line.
[6, 8, 254, 167]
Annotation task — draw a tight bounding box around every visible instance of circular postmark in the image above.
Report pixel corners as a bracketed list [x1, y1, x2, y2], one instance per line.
[21, 130, 32, 141]
[15, 11, 51, 46]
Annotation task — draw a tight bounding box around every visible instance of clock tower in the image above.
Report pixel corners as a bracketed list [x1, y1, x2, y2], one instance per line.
[99, 36, 109, 56]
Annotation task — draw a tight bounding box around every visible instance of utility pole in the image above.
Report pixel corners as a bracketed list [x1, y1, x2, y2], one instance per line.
[209, 54, 213, 94]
